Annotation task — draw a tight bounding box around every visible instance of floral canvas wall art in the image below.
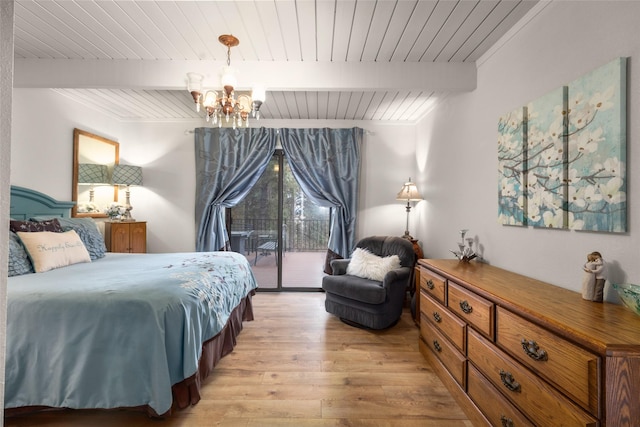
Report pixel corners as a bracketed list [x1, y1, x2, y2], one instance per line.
[567, 57, 627, 232]
[525, 86, 568, 228]
[497, 57, 627, 233]
[498, 106, 527, 226]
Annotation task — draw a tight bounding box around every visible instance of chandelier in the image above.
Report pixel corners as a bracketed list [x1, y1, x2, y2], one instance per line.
[187, 34, 265, 129]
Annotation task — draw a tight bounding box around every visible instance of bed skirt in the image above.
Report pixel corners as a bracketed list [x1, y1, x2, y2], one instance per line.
[167, 289, 255, 416]
[5, 290, 255, 419]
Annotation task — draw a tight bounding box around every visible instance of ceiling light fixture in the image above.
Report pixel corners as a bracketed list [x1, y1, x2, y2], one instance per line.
[187, 34, 265, 129]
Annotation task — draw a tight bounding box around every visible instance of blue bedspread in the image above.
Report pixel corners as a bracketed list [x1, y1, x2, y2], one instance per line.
[6, 251, 258, 415]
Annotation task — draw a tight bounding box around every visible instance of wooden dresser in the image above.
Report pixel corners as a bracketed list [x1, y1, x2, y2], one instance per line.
[104, 221, 147, 253]
[416, 259, 640, 427]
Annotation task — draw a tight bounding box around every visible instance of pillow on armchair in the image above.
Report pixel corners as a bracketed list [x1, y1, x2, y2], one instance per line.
[346, 247, 401, 281]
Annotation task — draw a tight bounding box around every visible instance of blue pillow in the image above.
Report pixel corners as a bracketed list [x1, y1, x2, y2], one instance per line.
[31, 217, 107, 260]
[8, 231, 34, 276]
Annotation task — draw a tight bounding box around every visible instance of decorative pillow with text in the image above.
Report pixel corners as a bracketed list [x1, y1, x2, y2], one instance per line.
[16, 230, 91, 273]
[31, 216, 106, 260]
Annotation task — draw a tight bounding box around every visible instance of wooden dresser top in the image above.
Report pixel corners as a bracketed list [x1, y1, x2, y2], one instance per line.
[419, 259, 640, 353]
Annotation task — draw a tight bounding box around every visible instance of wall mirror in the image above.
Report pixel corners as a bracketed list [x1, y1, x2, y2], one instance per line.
[72, 128, 119, 218]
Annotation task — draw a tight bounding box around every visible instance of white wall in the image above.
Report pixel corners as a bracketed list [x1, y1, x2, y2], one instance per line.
[11, 89, 123, 200]
[414, 1, 640, 301]
[11, 94, 417, 253]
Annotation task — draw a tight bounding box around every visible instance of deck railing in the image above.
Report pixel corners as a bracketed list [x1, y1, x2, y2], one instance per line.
[230, 219, 329, 252]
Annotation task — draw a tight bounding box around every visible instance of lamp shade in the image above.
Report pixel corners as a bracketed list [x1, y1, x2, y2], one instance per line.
[252, 85, 266, 102]
[78, 163, 109, 184]
[396, 178, 422, 202]
[112, 165, 143, 186]
[220, 65, 238, 88]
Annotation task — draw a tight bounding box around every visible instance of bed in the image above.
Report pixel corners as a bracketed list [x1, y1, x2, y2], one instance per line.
[5, 186, 258, 417]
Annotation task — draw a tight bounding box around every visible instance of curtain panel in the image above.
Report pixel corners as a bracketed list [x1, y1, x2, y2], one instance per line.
[194, 127, 277, 252]
[280, 127, 362, 273]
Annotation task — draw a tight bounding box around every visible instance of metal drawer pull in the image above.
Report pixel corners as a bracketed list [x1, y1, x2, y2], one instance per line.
[521, 338, 548, 361]
[460, 300, 473, 314]
[500, 414, 515, 427]
[499, 369, 521, 392]
[426, 279, 435, 290]
[433, 312, 442, 323]
[433, 340, 442, 352]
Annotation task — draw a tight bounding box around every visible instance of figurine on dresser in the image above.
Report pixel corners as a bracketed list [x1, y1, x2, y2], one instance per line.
[581, 251, 605, 302]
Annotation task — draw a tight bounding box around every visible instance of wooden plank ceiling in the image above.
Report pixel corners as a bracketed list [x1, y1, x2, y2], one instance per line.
[13, 0, 538, 123]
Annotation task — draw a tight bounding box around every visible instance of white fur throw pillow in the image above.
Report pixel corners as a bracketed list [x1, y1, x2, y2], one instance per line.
[346, 247, 402, 281]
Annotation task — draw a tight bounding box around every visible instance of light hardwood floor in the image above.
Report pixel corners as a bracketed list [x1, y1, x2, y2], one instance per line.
[5, 292, 472, 427]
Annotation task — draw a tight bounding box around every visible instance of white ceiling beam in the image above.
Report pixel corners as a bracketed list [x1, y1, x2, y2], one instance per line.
[14, 58, 476, 92]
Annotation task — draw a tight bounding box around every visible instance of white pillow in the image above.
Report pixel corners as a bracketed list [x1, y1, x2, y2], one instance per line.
[17, 230, 91, 273]
[346, 247, 402, 281]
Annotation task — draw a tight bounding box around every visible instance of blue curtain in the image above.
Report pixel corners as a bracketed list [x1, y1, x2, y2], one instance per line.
[280, 128, 362, 272]
[194, 127, 277, 252]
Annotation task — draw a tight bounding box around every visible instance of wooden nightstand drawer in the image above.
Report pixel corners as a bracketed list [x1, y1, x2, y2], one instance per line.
[419, 267, 446, 304]
[448, 281, 494, 339]
[421, 291, 466, 353]
[496, 307, 600, 415]
[468, 329, 597, 427]
[468, 364, 534, 427]
[420, 317, 466, 388]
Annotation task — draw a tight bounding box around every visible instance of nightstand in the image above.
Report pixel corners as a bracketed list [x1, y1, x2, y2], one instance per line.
[408, 238, 423, 260]
[104, 221, 147, 253]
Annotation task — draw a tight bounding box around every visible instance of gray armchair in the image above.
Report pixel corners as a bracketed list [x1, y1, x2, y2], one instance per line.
[322, 236, 416, 329]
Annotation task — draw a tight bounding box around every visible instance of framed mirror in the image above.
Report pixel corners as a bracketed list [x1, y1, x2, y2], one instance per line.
[72, 128, 119, 218]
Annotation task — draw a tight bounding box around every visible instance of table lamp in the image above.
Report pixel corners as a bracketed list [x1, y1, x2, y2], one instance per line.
[112, 164, 143, 221]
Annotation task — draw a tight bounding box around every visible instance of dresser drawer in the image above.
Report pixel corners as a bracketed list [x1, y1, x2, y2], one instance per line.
[421, 291, 466, 353]
[468, 329, 597, 427]
[448, 281, 494, 339]
[468, 364, 534, 427]
[420, 317, 466, 388]
[496, 307, 600, 415]
[419, 267, 446, 304]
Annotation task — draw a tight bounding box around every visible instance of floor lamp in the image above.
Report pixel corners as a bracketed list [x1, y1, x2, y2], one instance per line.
[396, 177, 423, 240]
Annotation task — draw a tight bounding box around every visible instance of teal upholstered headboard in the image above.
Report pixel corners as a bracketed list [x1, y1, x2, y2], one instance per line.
[10, 186, 75, 220]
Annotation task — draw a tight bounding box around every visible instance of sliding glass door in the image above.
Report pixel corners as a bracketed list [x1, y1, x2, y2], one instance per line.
[229, 149, 329, 290]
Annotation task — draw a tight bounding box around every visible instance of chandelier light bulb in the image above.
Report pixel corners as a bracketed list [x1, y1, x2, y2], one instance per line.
[203, 90, 217, 108]
[187, 72, 204, 112]
[187, 72, 203, 93]
[252, 86, 266, 102]
[220, 66, 237, 89]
